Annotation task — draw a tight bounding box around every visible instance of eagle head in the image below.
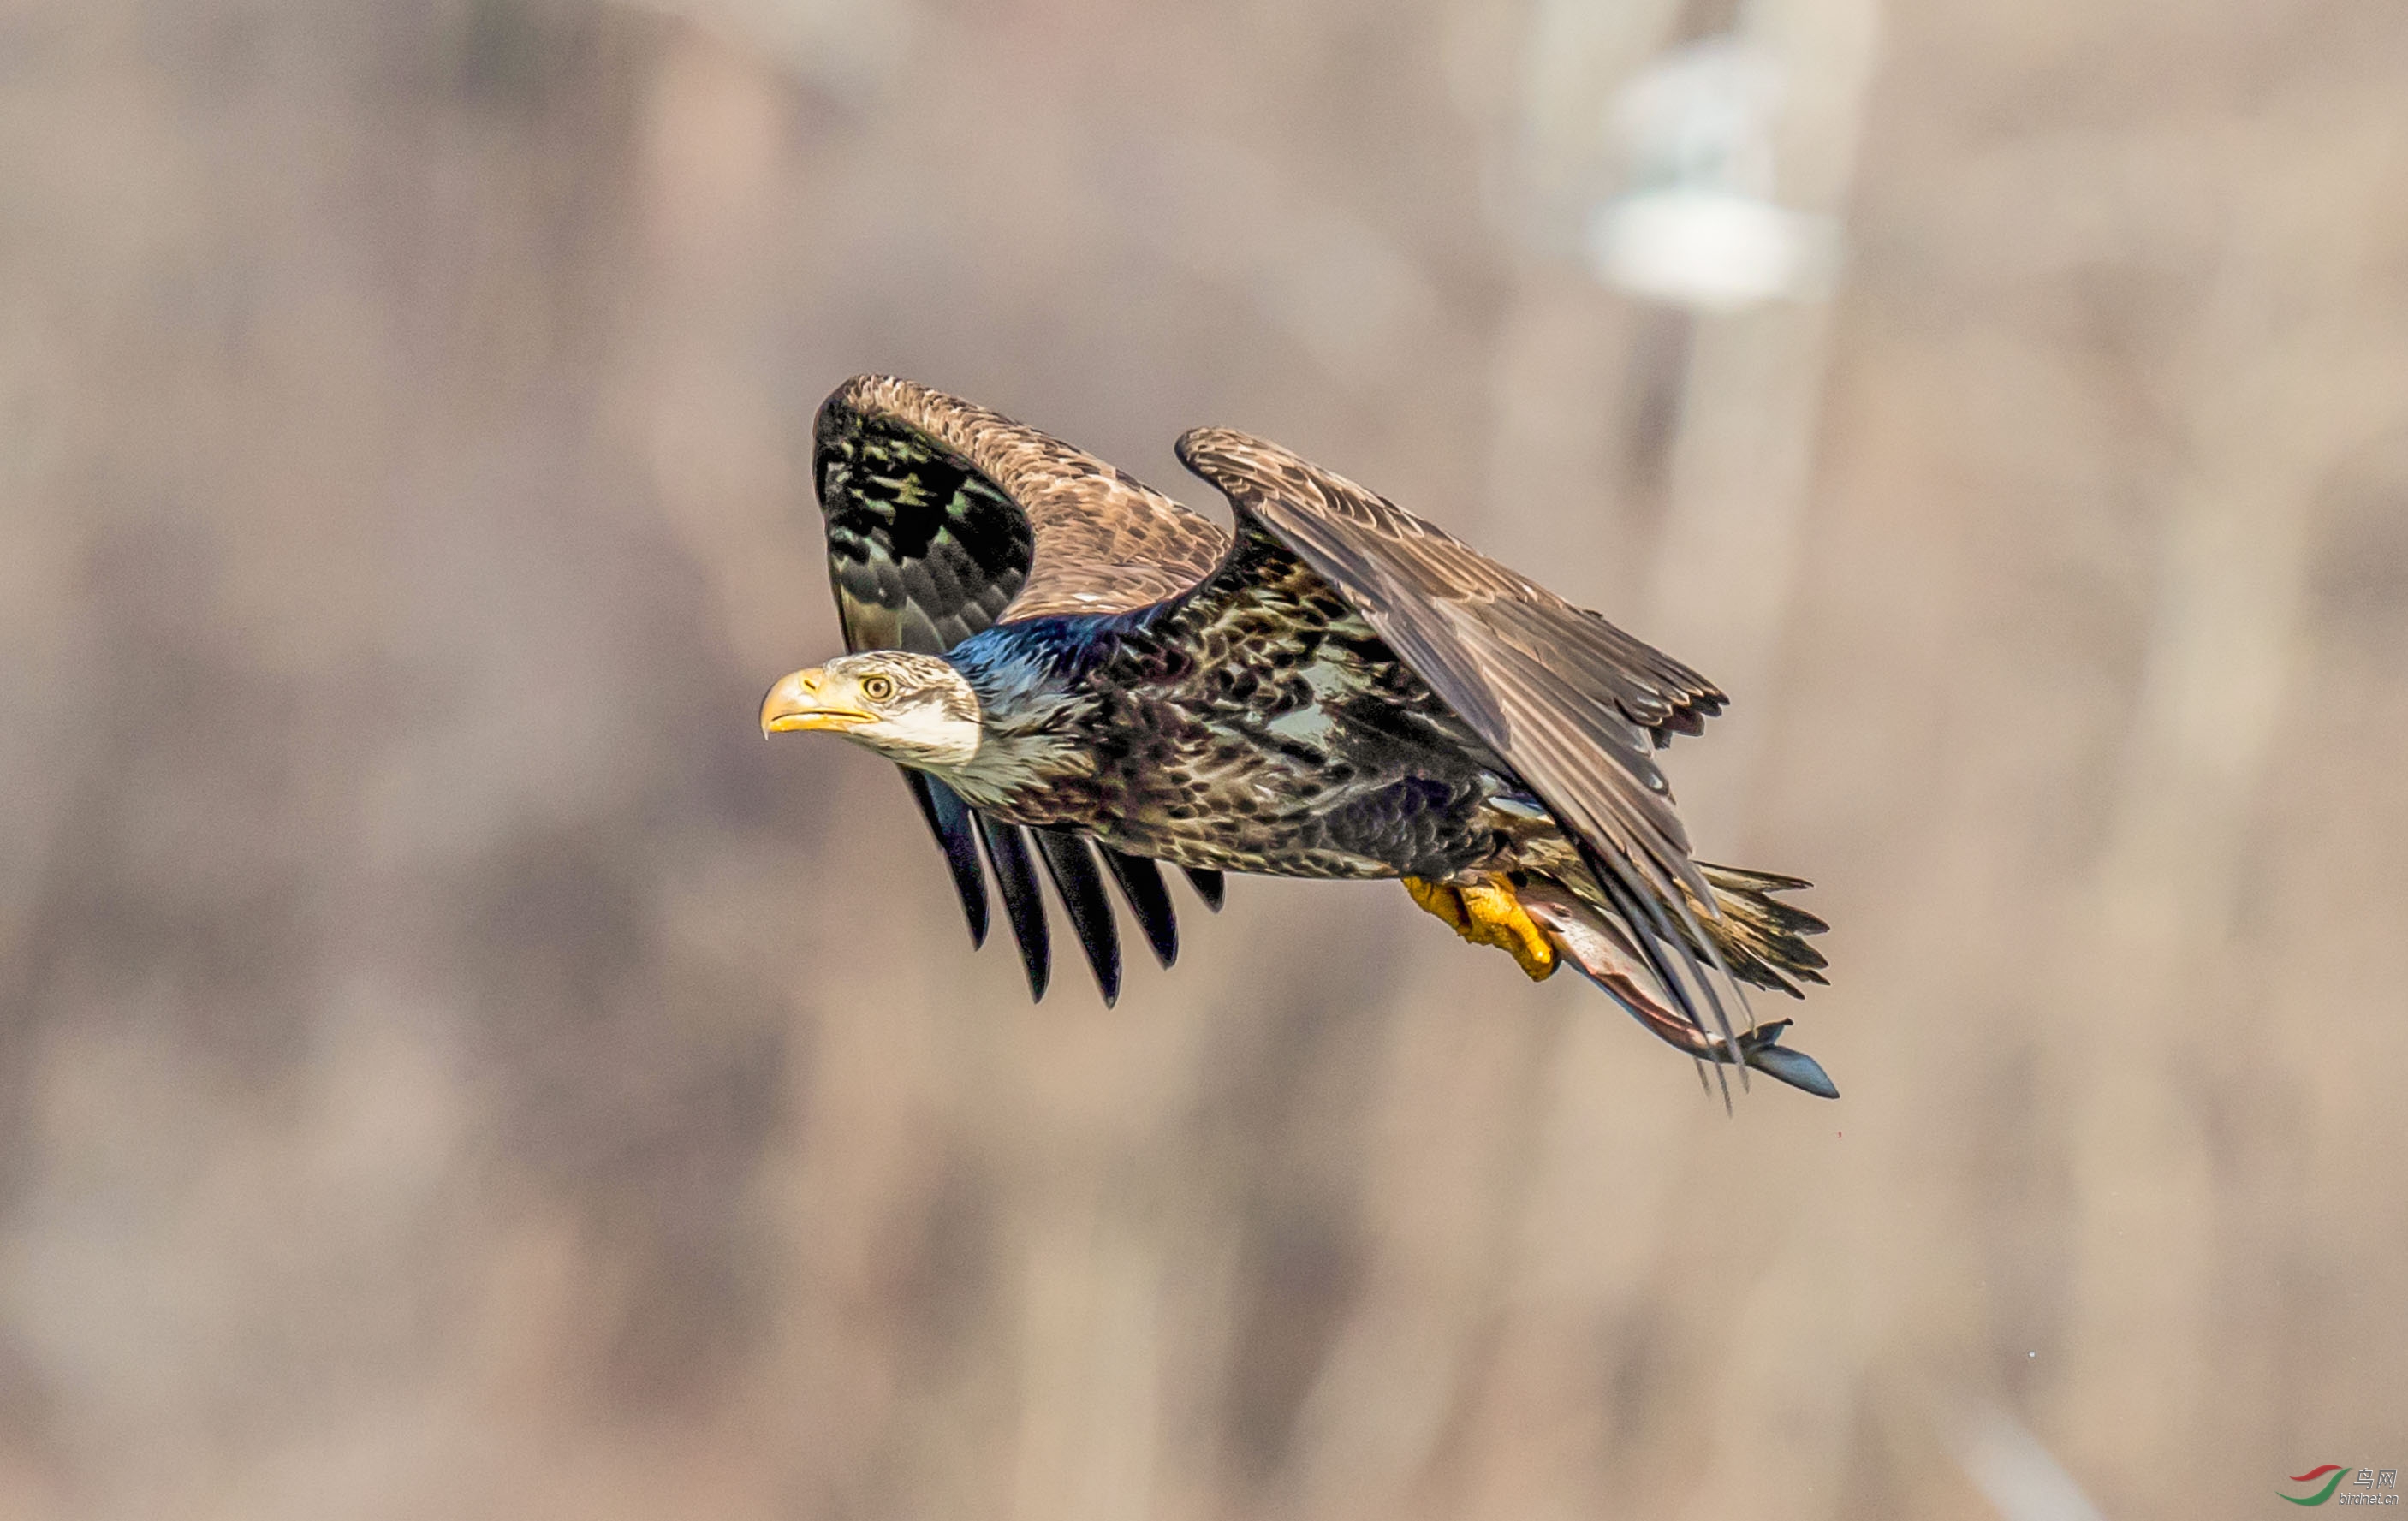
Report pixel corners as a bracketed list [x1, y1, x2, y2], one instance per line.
[760, 651, 981, 767]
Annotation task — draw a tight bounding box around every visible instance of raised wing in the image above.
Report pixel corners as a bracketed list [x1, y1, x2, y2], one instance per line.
[1173, 425, 1749, 1058]
[813, 376, 1232, 1001]
[818, 375, 1228, 640]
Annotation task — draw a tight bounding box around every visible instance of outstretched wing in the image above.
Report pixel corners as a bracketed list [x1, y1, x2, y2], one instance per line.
[812, 376, 1231, 1001]
[1173, 425, 1750, 1061]
[818, 375, 1228, 640]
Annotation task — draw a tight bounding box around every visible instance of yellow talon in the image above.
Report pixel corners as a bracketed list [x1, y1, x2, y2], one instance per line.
[1403, 875, 1558, 982]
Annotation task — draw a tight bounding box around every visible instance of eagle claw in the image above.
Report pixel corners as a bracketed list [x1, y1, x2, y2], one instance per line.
[1403, 875, 1558, 982]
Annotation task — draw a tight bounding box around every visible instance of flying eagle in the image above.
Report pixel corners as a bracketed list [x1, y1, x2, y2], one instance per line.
[763, 376, 1836, 1099]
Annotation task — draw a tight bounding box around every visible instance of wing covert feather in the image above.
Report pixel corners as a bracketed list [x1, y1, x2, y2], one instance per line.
[818, 375, 1228, 645]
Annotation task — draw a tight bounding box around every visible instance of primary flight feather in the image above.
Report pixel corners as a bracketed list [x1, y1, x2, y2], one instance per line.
[764, 375, 1836, 1099]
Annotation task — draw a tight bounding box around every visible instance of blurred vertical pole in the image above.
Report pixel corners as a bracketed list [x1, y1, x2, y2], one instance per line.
[1622, 3, 1882, 1519]
[1478, 0, 1687, 585]
[1634, 0, 1881, 846]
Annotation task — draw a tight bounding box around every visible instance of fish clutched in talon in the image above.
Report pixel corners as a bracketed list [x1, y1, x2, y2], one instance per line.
[1401, 865, 1834, 1098]
[1514, 876, 1837, 1098]
[762, 375, 1840, 1100]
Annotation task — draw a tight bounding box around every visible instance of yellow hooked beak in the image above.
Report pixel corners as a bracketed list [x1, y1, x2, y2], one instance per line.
[760, 667, 875, 736]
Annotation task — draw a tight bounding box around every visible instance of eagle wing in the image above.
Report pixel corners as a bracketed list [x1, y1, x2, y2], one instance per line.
[1174, 425, 1751, 1057]
[812, 376, 1231, 1001]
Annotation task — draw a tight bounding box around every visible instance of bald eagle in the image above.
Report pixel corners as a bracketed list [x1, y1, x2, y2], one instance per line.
[763, 377, 1835, 1100]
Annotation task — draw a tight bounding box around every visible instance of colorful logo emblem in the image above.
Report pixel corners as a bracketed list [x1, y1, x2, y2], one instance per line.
[2283, 1466, 2350, 1506]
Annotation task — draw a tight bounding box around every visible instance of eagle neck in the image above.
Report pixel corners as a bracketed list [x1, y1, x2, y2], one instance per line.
[935, 617, 1117, 809]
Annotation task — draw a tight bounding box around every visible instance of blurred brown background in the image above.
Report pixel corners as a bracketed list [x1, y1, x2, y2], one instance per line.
[3, 0, 2405, 1516]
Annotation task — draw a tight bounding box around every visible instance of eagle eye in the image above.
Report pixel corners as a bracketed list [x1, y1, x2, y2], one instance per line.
[860, 674, 897, 703]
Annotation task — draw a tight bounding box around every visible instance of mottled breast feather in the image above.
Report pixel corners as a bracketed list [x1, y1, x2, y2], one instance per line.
[815, 375, 1229, 655]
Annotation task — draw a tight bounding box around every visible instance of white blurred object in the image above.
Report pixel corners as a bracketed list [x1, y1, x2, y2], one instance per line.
[1585, 38, 1839, 310]
[1945, 1402, 2109, 1521]
[1589, 187, 1832, 311]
